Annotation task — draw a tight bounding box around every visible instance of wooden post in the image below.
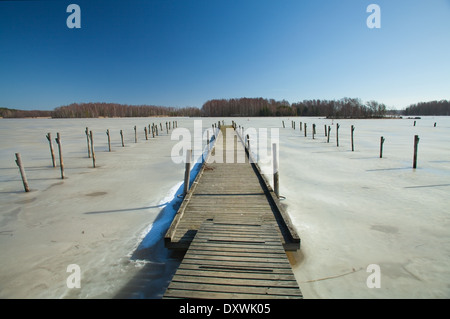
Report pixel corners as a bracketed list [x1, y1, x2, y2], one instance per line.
[380, 136, 385, 158]
[160, 123, 163, 131]
[413, 135, 420, 169]
[151, 124, 155, 138]
[106, 129, 111, 152]
[144, 127, 148, 140]
[120, 130, 124, 147]
[85, 127, 91, 158]
[327, 126, 331, 143]
[299, 122, 302, 131]
[246, 134, 250, 152]
[282, 121, 285, 128]
[134, 125, 137, 143]
[166, 121, 169, 134]
[90, 131, 96, 168]
[351, 125, 355, 151]
[312, 124, 316, 139]
[324, 125, 327, 137]
[46, 133, 56, 167]
[304, 123, 307, 137]
[55, 133, 64, 179]
[414, 121, 416, 127]
[336, 123, 340, 147]
[15, 153, 30, 192]
[273, 143, 279, 198]
[183, 149, 192, 196]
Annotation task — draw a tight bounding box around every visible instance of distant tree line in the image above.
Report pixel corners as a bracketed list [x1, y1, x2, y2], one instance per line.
[51, 102, 202, 118]
[0, 107, 52, 118]
[0, 103, 201, 118]
[201, 98, 292, 117]
[403, 100, 449, 116]
[1, 98, 449, 118]
[202, 97, 387, 118]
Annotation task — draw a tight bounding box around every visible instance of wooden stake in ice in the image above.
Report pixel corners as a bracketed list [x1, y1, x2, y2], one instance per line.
[46, 133, 56, 167]
[134, 126, 137, 143]
[312, 124, 316, 139]
[336, 123, 340, 147]
[120, 130, 124, 147]
[413, 135, 420, 169]
[304, 123, 307, 137]
[246, 134, 250, 154]
[327, 126, 331, 143]
[183, 149, 192, 197]
[273, 143, 279, 199]
[15, 153, 30, 192]
[282, 121, 285, 128]
[351, 125, 355, 152]
[144, 127, 148, 140]
[85, 127, 91, 158]
[106, 129, 111, 152]
[90, 131, 96, 168]
[380, 136, 385, 158]
[324, 125, 327, 137]
[55, 133, 64, 179]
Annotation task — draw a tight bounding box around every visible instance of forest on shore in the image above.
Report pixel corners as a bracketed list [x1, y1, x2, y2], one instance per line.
[1, 98, 448, 119]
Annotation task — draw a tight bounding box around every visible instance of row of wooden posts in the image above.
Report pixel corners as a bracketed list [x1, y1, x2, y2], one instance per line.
[233, 121, 281, 199]
[284, 120, 357, 152]
[182, 123, 221, 197]
[14, 121, 179, 192]
[284, 120, 421, 169]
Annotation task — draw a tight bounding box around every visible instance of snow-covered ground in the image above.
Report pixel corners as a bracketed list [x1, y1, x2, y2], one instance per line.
[1, 116, 449, 298]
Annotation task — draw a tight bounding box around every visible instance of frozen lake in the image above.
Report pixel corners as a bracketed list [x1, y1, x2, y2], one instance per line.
[0, 116, 449, 298]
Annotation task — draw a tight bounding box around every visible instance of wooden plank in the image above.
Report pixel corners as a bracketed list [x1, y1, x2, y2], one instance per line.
[164, 289, 300, 299]
[167, 282, 302, 297]
[174, 268, 297, 281]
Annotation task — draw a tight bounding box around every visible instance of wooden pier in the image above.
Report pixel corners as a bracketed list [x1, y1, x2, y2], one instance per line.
[163, 125, 302, 299]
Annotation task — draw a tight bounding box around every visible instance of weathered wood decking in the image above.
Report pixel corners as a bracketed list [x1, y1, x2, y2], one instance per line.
[163, 125, 302, 299]
[164, 220, 302, 299]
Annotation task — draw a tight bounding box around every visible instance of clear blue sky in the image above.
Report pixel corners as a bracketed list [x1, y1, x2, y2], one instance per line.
[1, 0, 449, 110]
